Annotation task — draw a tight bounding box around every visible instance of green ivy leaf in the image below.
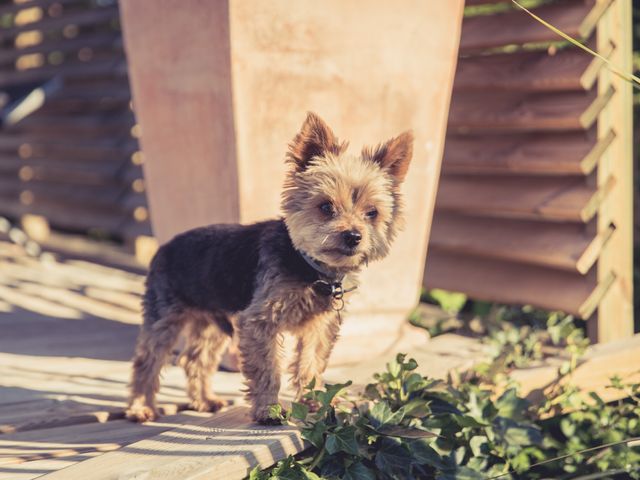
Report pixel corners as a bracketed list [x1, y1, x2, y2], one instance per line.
[495, 389, 529, 421]
[445, 466, 486, 480]
[495, 418, 542, 447]
[376, 424, 437, 439]
[318, 381, 352, 406]
[510, 450, 531, 473]
[265, 456, 322, 480]
[405, 376, 430, 395]
[302, 421, 327, 448]
[268, 404, 285, 422]
[398, 398, 431, 418]
[369, 401, 404, 428]
[404, 357, 419, 371]
[374, 437, 413, 476]
[343, 461, 376, 480]
[325, 426, 359, 455]
[465, 455, 489, 473]
[453, 415, 488, 428]
[428, 288, 467, 314]
[388, 357, 402, 377]
[452, 467, 486, 480]
[560, 418, 576, 438]
[305, 377, 316, 391]
[409, 438, 448, 470]
[290, 402, 309, 421]
[248, 465, 266, 480]
[364, 383, 381, 400]
[469, 435, 490, 457]
[319, 456, 345, 479]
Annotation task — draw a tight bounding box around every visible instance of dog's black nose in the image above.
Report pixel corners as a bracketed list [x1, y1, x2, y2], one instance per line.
[342, 230, 362, 248]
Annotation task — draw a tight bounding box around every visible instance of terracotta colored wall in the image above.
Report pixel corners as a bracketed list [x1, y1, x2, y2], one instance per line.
[121, 0, 463, 361]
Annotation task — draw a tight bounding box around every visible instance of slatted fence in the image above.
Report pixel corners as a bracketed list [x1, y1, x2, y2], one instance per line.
[0, 0, 150, 241]
[425, 0, 634, 342]
[0, 0, 634, 343]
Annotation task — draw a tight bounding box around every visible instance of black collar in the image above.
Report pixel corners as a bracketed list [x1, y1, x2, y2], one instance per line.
[296, 248, 356, 301]
[297, 249, 344, 283]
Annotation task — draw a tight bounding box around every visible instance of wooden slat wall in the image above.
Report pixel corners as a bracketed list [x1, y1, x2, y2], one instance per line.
[425, 0, 634, 341]
[0, 0, 150, 240]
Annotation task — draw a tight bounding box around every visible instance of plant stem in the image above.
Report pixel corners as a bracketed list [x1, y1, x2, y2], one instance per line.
[308, 447, 325, 472]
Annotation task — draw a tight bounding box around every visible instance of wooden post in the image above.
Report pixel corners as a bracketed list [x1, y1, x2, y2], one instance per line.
[120, 0, 463, 363]
[593, 0, 634, 342]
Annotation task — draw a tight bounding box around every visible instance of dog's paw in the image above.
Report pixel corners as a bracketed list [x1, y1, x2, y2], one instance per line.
[252, 404, 285, 425]
[257, 417, 284, 426]
[255, 415, 284, 426]
[191, 396, 228, 413]
[125, 404, 159, 423]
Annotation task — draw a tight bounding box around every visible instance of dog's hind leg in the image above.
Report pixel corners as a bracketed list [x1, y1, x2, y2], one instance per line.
[126, 310, 186, 422]
[181, 312, 231, 413]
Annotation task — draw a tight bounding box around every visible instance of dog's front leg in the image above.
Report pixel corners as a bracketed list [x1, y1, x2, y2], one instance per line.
[291, 311, 341, 402]
[237, 307, 283, 424]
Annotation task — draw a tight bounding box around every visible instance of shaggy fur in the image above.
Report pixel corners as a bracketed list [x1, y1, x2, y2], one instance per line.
[126, 112, 413, 424]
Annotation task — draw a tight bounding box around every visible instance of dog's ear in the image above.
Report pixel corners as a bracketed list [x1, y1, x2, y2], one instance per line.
[363, 131, 413, 183]
[287, 112, 346, 171]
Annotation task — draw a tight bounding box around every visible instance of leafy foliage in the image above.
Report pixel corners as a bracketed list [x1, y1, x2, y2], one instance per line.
[251, 349, 640, 479]
[471, 308, 589, 386]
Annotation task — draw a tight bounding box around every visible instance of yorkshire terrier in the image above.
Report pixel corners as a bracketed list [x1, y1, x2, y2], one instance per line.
[126, 112, 413, 424]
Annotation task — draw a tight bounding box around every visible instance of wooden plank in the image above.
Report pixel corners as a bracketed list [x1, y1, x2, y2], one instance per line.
[3, 88, 131, 121]
[0, 158, 129, 185]
[442, 129, 614, 175]
[460, 0, 612, 53]
[7, 112, 135, 136]
[2, 77, 63, 126]
[0, 33, 122, 66]
[0, 412, 211, 465]
[429, 213, 614, 273]
[0, 136, 137, 165]
[0, 58, 128, 89]
[454, 43, 609, 92]
[0, 453, 101, 480]
[512, 333, 640, 405]
[448, 86, 614, 133]
[39, 231, 145, 272]
[38, 407, 306, 480]
[0, 200, 127, 232]
[0, 135, 134, 155]
[593, 0, 634, 342]
[0, 156, 133, 183]
[435, 175, 613, 222]
[38, 99, 131, 117]
[424, 250, 601, 317]
[0, 6, 119, 40]
[0, 177, 128, 205]
[0, 0, 82, 17]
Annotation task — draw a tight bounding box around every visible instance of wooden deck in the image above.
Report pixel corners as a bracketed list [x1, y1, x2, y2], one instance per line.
[0, 237, 488, 479]
[1, 236, 638, 479]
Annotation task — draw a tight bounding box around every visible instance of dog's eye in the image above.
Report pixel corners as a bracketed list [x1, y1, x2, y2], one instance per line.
[319, 202, 335, 216]
[366, 208, 378, 219]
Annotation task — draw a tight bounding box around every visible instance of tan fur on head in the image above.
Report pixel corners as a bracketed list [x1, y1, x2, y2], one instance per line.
[282, 113, 413, 270]
[286, 112, 349, 171]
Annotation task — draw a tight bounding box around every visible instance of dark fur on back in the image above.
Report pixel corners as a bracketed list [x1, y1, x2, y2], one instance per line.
[145, 219, 322, 334]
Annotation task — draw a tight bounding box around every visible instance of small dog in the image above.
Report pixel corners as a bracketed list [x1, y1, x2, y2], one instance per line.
[126, 112, 413, 424]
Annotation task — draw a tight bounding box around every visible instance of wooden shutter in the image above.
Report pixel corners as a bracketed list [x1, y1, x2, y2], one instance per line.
[425, 0, 633, 342]
[0, 0, 149, 240]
